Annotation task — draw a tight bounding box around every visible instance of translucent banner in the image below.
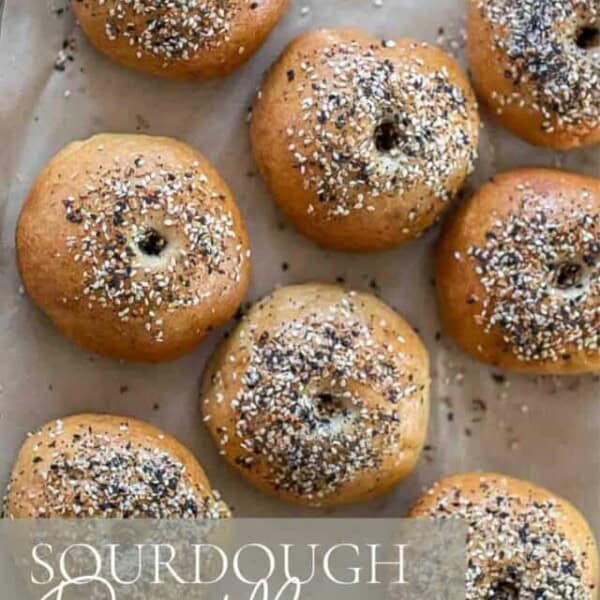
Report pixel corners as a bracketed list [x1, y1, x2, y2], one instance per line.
[0, 519, 465, 599]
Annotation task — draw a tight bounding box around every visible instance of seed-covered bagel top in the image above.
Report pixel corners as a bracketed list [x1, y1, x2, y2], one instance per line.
[202, 284, 430, 506]
[468, 189, 599, 363]
[250, 29, 480, 251]
[98, 0, 240, 62]
[72, 0, 289, 79]
[410, 474, 598, 600]
[436, 169, 600, 374]
[283, 38, 478, 217]
[59, 148, 244, 343]
[16, 134, 250, 362]
[4, 415, 230, 519]
[473, 0, 600, 140]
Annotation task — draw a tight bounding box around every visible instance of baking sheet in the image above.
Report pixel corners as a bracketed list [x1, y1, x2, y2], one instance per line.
[0, 0, 598, 529]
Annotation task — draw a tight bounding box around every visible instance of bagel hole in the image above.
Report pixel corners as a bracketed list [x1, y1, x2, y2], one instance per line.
[552, 260, 584, 289]
[308, 391, 359, 433]
[489, 581, 519, 600]
[137, 228, 168, 257]
[374, 119, 402, 153]
[576, 26, 600, 49]
[313, 392, 347, 422]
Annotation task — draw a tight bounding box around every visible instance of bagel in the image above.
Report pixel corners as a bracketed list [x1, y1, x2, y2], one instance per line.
[16, 133, 251, 362]
[410, 473, 599, 600]
[72, 0, 289, 79]
[201, 283, 430, 507]
[250, 28, 480, 251]
[4, 414, 230, 519]
[468, 0, 600, 148]
[436, 168, 600, 374]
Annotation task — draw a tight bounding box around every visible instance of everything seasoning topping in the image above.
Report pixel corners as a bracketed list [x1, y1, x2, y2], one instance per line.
[423, 479, 593, 599]
[478, 0, 600, 132]
[285, 42, 477, 216]
[466, 189, 599, 363]
[62, 153, 246, 342]
[96, 0, 238, 62]
[212, 295, 424, 502]
[7, 421, 229, 519]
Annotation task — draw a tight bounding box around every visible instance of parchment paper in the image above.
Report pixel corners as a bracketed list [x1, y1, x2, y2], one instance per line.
[0, 0, 598, 530]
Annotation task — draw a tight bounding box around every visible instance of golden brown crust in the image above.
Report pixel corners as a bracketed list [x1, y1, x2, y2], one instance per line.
[201, 283, 430, 507]
[72, 0, 289, 80]
[16, 133, 251, 363]
[436, 168, 600, 374]
[468, 0, 600, 149]
[250, 28, 480, 252]
[410, 473, 599, 600]
[5, 414, 229, 519]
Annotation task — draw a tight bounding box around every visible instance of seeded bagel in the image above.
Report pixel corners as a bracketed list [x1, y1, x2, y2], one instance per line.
[250, 28, 480, 252]
[468, 0, 600, 148]
[16, 134, 251, 363]
[436, 168, 600, 374]
[4, 414, 230, 519]
[72, 0, 289, 80]
[201, 283, 430, 507]
[410, 473, 599, 600]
